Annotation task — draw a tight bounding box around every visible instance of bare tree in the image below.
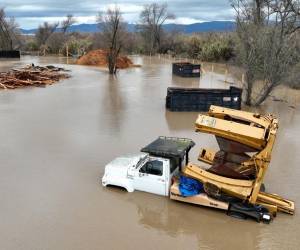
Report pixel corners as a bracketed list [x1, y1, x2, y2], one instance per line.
[0, 9, 12, 50]
[0, 8, 20, 50]
[97, 7, 127, 74]
[232, 0, 300, 106]
[139, 3, 175, 54]
[35, 22, 59, 55]
[40, 15, 76, 55]
[61, 14, 76, 34]
[60, 14, 77, 56]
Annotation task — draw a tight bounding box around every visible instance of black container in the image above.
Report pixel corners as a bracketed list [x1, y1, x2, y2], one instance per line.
[172, 62, 201, 77]
[0, 50, 21, 58]
[166, 86, 242, 112]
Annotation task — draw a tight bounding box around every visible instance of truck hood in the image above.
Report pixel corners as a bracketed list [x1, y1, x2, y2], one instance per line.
[104, 153, 148, 176]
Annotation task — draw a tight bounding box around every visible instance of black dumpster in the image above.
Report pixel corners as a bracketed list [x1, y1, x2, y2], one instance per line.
[0, 50, 21, 58]
[172, 62, 201, 77]
[166, 86, 242, 112]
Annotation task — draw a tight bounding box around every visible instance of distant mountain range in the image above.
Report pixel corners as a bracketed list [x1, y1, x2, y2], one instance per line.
[20, 21, 235, 35]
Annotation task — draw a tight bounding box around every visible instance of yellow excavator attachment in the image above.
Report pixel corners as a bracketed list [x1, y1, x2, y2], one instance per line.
[195, 114, 267, 150]
[184, 163, 253, 199]
[185, 105, 295, 215]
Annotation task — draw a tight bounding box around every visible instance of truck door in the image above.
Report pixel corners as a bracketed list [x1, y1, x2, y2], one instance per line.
[134, 159, 166, 196]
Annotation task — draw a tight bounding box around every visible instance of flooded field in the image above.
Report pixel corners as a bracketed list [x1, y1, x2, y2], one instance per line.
[0, 56, 299, 250]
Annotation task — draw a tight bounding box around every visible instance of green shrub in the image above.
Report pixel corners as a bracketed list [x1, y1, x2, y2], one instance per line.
[24, 41, 39, 51]
[199, 40, 234, 61]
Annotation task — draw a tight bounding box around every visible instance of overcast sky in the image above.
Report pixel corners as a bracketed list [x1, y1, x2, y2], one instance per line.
[1, 0, 234, 29]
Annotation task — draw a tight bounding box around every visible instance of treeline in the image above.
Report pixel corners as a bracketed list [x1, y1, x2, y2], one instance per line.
[160, 32, 235, 61]
[22, 31, 236, 61]
[18, 3, 236, 62]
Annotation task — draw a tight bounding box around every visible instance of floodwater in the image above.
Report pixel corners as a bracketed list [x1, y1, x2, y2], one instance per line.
[0, 56, 299, 250]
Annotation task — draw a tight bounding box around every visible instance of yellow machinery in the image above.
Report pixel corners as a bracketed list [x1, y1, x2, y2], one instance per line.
[183, 105, 295, 215]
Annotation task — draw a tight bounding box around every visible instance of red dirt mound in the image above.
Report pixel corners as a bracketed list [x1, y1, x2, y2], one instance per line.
[76, 49, 134, 69]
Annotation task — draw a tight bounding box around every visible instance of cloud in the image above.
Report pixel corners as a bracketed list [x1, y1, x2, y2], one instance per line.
[0, 0, 234, 29]
[167, 17, 203, 25]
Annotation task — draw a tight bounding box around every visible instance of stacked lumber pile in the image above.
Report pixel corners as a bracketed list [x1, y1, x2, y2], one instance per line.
[0, 65, 70, 89]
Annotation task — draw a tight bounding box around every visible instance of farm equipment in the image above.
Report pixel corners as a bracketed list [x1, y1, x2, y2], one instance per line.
[183, 105, 295, 216]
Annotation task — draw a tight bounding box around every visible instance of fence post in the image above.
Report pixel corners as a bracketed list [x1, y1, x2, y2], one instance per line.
[66, 44, 69, 58]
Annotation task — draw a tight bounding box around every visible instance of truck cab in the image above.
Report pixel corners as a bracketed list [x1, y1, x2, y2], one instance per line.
[102, 137, 195, 196]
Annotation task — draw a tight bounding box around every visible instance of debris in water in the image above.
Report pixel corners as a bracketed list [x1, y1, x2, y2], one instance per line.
[0, 64, 70, 89]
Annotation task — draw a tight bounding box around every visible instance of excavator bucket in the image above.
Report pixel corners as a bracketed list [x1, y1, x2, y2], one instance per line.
[183, 105, 295, 215]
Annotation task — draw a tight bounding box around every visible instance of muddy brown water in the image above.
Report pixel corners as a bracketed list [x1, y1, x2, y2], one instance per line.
[0, 56, 299, 250]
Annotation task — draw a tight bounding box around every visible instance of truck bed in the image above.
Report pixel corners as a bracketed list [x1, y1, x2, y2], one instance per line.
[170, 180, 229, 210]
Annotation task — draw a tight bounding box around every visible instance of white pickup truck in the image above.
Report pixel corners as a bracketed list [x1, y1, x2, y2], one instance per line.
[102, 137, 193, 196]
[102, 137, 272, 223]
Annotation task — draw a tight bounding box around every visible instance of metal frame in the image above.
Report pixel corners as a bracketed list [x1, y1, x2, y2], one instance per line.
[183, 105, 295, 214]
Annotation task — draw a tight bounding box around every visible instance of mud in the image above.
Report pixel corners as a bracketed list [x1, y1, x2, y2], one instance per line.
[0, 55, 299, 250]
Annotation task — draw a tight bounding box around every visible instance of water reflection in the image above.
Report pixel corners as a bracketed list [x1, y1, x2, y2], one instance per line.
[100, 75, 126, 133]
[106, 186, 260, 250]
[165, 111, 198, 132]
[171, 75, 200, 88]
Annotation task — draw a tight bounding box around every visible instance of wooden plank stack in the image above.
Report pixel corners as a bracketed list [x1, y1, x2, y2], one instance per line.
[0, 65, 70, 89]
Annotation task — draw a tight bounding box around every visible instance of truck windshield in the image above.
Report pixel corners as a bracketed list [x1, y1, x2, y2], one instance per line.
[140, 160, 163, 176]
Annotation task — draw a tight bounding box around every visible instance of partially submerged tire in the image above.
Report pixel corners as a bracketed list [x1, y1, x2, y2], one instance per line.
[227, 202, 272, 223]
